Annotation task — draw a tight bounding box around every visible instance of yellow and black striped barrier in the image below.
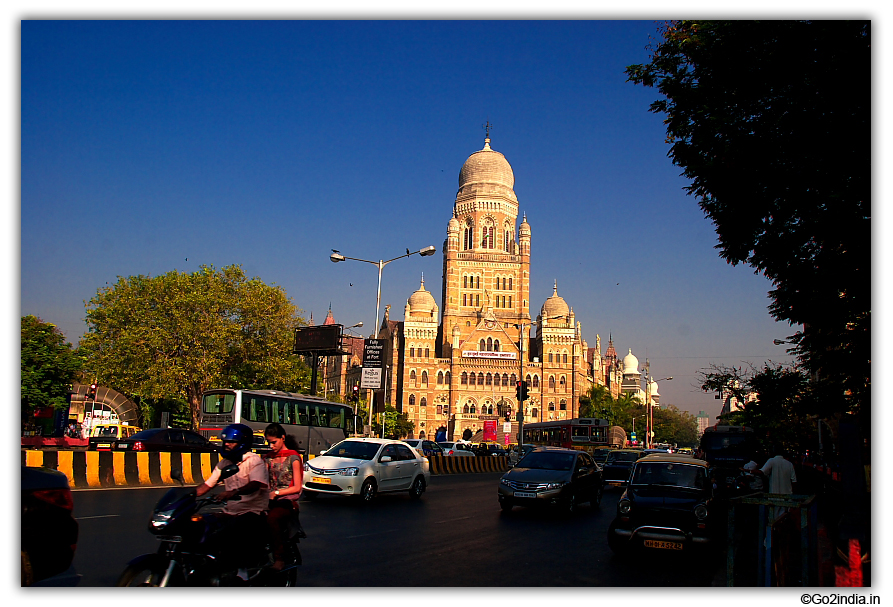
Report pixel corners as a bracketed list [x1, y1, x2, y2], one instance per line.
[21, 449, 504, 488]
[426, 454, 510, 475]
[22, 450, 222, 489]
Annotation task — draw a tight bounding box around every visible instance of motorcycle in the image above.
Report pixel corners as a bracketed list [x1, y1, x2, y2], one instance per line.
[116, 465, 304, 587]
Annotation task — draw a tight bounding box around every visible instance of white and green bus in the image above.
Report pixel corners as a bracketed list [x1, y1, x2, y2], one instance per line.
[199, 389, 356, 457]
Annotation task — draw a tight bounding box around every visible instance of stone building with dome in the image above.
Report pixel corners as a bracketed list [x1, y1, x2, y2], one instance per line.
[373, 134, 602, 441]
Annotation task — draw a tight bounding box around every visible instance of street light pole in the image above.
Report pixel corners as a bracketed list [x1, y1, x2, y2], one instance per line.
[330, 246, 436, 438]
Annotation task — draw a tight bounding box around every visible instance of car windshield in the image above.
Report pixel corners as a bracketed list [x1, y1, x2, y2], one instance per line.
[323, 441, 381, 461]
[606, 451, 640, 464]
[403, 440, 421, 447]
[516, 451, 576, 471]
[438, 442, 454, 448]
[631, 462, 706, 489]
[591, 450, 611, 463]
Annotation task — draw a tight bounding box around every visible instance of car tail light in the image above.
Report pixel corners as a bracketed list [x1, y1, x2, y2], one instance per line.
[30, 488, 74, 512]
[133, 441, 144, 451]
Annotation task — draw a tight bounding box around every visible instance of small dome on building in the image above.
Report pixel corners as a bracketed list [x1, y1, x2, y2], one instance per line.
[447, 217, 460, 232]
[541, 281, 569, 319]
[622, 349, 639, 375]
[649, 379, 659, 396]
[408, 276, 436, 315]
[519, 213, 531, 236]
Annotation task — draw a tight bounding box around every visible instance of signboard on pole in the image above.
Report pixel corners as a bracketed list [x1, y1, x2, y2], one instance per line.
[361, 339, 386, 389]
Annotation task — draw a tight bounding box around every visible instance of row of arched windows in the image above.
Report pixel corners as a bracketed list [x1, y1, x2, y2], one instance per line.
[436, 371, 452, 385]
[462, 274, 513, 291]
[547, 400, 568, 411]
[462, 293, 481, 307]
[460, 219, 517, 252]
[408, 370, 428, 387]
[461, 372, 518, 386]
[408, 394, 429, 408]
[479, 337, 500, 352]
[495, 295, 512, 309]
[547, 351, 569, 363]
[462, 274, 482, 289]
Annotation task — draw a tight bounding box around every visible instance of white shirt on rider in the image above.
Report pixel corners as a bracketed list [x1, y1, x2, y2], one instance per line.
[203, 451, 269, 515]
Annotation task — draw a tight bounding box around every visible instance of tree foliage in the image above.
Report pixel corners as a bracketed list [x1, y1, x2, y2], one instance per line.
[698, 362, 818, 453]
[627, 21, 870, 418]
[21, 315, 83, 417]
[80, 265, 308, 429]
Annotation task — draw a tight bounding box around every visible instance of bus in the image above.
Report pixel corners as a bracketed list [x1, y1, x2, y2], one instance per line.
[522, 418, 615, 453]
[199, 389, 356, 458]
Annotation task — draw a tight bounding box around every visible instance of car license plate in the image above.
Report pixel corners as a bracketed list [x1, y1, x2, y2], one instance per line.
[116, 443, 130, 449]
[97, 443, 110, 448]
[644, 540, 683, 550]
[312, 477, 331, 484]
[513, 491, 536, 498]
[156, 535, 183, 543]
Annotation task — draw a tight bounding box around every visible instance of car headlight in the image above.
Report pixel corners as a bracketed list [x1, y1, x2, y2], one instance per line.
[339, 467, 359, 476]
[545, 482, 568, 490]
[618, 499, 631, 514]
[694, 504, 708, 520]
[303, 462, 310, 472]
[500, 477, 511, 486]
[150, 509, 175, 530]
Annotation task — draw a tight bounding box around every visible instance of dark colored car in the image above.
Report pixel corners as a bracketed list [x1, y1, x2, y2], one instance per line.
[498, 447, 603, 513]
[608, 454, 714, 555]
[601, 449, 647, 486]
[590, 448, 613, 468]
[22, 466, 80, 586]
[112, 428, 217, 452]
[475, 443, 508, 457]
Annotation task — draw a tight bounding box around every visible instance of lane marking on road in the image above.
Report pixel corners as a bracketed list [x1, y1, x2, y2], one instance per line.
[344, 529, 399, 539]
[75, 514, 121, 520]
[434, 516, 472, 524]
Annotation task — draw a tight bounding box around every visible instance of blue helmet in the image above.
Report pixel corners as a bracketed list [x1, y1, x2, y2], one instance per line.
[218, 423, 254, 462]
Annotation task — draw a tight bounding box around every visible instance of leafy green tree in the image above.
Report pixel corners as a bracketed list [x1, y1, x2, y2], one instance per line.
[626, 21, 870, 420]
[21, 315, 83, 420]
[80, 265, 306, 429]
[579, 384, 614, 418]
[653, 405, 699, 447]
[373, 404, 414, 439]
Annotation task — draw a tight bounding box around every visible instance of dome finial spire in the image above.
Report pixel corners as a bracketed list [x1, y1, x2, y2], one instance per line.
[483, 119, 493, 149]
[554, 279, 558, 295]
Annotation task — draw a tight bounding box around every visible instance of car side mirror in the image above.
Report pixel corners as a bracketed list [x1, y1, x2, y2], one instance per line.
[380, 455, 393, 463]
[319, 449, 327, 455]
[219, 464, 240, 480]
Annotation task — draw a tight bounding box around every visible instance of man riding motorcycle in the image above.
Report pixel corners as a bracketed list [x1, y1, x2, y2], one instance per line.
[196, 423, 269, 581]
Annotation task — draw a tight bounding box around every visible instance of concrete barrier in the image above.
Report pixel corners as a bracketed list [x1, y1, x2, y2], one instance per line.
[21, 449, 505, 488]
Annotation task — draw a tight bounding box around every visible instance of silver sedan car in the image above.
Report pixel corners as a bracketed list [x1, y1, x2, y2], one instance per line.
[302, 438, 431, 503]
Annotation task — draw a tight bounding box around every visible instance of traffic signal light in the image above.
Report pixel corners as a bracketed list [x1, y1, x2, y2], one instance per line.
[352, 385, 359, 401]
[515, 380, 529, 402]
[88, 383, 97, 400]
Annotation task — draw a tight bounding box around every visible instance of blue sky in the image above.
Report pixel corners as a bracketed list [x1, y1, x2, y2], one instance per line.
[21, 18, 843, 421]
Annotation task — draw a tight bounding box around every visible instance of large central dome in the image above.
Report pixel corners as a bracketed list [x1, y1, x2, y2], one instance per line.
[456, 137, 517, 203]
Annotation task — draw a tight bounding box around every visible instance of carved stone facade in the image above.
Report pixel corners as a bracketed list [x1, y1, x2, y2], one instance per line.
[378, 136, 613, 441]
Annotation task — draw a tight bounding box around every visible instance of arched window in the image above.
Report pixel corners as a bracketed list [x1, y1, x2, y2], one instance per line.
[470, 404, 477, 414]
[548, 402, 555, 411]
[508, 296, 512, 308]
[463, 221, 473, 251]
[461, 372, 468, 385]
[463, 404, 469, 414]
[410, 347, 416, 358]
[422, 371, 428, 386]
[479, 339, 486, 351]
[487, 405, 493, 414]
[502, 277, 507, 290]
[437, 405, 443, 415]
[563, 353, 568, 364]
[494, 339, 500, 352]
[526, 374, 532, 384]
[409, 394, 416, 406]
[560, 376, 566, 389]
[437, 371, 444, 385]
[476, 276, 480, 289]
[477, 373, 485, 385]
[549, 376, 556, 390]
[410, 370, 417, 386]
[463, 294, 467, 306]
[463, 275, 468, 288]
[548, 352, 553, 363]
[487, 337, 493, 351]
[475, 294, 480, 307]
[532, 408, 538, 418]
[510, 373, 517, 385]
[425, 347, 430, 358]
[502, 373, 509, 386]
[445, 371, 451, 385]
[508, 277, 512, 290]
[532, 375, 540, 387]
[420, 397, 427, 407]
[560, 400, 567, 411]
[486, 373, 493, 386]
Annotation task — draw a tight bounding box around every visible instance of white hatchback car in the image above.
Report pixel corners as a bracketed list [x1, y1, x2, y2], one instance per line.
[303, 438, 431, 503]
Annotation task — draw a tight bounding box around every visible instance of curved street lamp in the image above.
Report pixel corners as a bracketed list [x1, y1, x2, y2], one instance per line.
[330, 246, 436, 437]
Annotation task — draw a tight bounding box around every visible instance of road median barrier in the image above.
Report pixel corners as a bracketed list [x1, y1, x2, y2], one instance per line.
[22, 449, 222, 489]
[427, 454, 510, 474]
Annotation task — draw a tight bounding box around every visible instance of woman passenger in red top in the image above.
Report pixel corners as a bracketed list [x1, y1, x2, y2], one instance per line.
[262, 423, 303, 571]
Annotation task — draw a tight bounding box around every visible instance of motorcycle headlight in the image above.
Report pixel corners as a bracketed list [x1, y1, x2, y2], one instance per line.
[694, 504, 708, 521]
[339, 467, 359, 476]
[150, 509, 175, 530]
[618, 499, 631, 515]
